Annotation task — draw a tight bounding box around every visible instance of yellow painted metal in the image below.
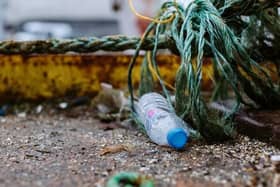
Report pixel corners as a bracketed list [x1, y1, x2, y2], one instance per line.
[0, 54, 276, 101]
[0, 54, 181, 101]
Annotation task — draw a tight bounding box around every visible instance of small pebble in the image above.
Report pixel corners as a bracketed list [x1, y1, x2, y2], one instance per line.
[35, 105, 43, 114]
[149, 159, 158, 164]
[0, 109, 6, 116]
[17, 112, 26, 118]
[0, 118, 6, 123]
[271, 155, 280, 163]
[58, 103, 68, 109]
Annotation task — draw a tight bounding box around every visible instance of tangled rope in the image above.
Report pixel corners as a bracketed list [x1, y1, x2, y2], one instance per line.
[128, 0, 280, 141]
[0, 35, 175, 54]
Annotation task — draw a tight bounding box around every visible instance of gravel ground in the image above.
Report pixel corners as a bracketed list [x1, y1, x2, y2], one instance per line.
[0, 108, 279, 187]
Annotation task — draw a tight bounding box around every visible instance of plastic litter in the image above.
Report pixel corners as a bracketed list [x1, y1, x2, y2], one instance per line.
[106, 172, 154, 187]
[0, 105, 8, 116]
[134, 92, 191, 149]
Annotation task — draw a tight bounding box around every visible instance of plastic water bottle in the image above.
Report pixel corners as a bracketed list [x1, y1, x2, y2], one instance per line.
[134, 92, 190, 149]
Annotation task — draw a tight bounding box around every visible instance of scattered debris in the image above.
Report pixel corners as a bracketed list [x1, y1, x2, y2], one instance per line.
[91, 83, 130, 124]
[175, 178, 222, 187]
[0, 109, 5, 116]
[35, 105, 43, 114]
[0, 114, 279, 186]
[97, 113, 121, 123]
[271, 155, 280, 187]
[271, 155, 280, 172]
[106, 172, 154, 187]
[17, 112, 26, 118]
[92, 83, 127, 114]
[0, 105, 8, 116]
[68, 96, 90, 107]
[35, 149, 52, 154]
[271, 155, 280, 163]
[58, 102, 68, 109]
[98, 123, 124, 131]
[100, 144, 131, 156]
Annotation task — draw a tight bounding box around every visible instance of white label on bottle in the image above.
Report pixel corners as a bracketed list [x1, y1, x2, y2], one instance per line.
[145, 109, 167, 131]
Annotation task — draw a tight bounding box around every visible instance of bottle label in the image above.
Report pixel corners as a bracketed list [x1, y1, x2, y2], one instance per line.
[145, 109, 167, 131]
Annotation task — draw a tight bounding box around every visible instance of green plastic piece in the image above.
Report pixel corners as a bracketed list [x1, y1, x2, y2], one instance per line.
[106, 172, 154, 187]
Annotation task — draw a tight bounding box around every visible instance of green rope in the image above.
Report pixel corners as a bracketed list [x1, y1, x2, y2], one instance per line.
[0, 35, 176, 54]
[131, 0, 279, 142]
[138, 54, 154, 97]
[212, 0, 279, 16]
[106, 172, 154, 187]
[128, 24, 156, 112]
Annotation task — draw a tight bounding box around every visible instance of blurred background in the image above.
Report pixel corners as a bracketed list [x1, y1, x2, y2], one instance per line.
[0, 0, 162, 41]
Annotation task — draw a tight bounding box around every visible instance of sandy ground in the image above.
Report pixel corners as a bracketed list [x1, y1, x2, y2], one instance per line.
[0, 108, 279, 187]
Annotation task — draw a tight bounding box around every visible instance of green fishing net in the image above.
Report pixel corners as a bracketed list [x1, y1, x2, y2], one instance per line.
[128, 0, 280, 141]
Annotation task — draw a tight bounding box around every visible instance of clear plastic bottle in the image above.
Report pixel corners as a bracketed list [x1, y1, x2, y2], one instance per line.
[134, 92, 190, 149]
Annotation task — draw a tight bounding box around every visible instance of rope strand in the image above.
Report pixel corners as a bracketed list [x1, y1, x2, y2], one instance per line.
[128, 0, 176, 24]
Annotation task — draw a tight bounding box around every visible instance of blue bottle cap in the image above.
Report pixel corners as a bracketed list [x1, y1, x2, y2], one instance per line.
[167, 128, 188, 149]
